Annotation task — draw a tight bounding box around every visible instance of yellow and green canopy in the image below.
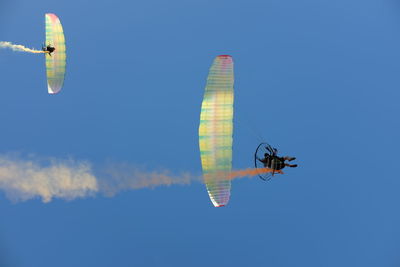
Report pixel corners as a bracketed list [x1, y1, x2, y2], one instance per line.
[199, 55, 234, 207]
[45, 13, 66, 94]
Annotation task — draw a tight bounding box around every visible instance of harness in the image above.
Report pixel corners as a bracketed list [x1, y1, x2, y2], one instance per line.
[261, 155, 285, 170]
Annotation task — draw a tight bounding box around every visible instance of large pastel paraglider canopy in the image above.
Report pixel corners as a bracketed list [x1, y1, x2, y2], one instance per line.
[199, 55, 234, 207]
[45, 13, 66, 94]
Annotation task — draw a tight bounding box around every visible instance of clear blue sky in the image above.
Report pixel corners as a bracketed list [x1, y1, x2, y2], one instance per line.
[1, 0, 400, 266]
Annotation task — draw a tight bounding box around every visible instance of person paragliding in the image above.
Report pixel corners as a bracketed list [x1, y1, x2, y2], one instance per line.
[42, 43, 55, 56]
[0, 13, 65, 94]
[254, 143, 297, 180]
[258, 146, 297, 170]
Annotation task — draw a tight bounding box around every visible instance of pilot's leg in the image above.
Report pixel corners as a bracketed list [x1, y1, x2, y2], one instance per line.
[284, 163, 297, 168]
[283, 156, 296, 161]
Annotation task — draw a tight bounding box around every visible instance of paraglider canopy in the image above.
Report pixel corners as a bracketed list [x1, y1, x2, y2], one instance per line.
[199, 55, 234, 207]
[45, 13, 66, 94]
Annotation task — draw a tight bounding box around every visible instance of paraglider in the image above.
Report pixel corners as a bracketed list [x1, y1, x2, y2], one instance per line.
[254, 142, 297, 181]
[0, 13, 66, 94]
[199, 55, 234, 207]
[199, 56, 298, 207]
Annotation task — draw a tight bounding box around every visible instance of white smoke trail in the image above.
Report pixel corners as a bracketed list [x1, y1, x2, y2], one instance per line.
[98, 163, 200, 197]
[0, 156, 200, 203]
[0, 156, 98, 202]
[0, 155, 265, 203]
[0, 41, 47, 54]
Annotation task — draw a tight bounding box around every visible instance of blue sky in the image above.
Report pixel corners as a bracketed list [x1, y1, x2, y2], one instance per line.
[1, 0, 400, 266]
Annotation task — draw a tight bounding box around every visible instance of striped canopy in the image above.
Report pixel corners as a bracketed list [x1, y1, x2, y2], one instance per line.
[45, 13, 66, 94]
[199, 55, 234, 207]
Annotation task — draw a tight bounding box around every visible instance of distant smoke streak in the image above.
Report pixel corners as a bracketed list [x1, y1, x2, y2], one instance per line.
[0, 156, 276, 203]
[0, 41, 47, 54]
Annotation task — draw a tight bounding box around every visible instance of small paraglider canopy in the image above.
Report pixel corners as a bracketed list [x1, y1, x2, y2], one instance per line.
[45, 13, 66, 94]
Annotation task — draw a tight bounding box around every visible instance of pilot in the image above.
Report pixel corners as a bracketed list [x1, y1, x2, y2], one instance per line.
[42, 44, 55, 55]
[258, 152, 297, 170]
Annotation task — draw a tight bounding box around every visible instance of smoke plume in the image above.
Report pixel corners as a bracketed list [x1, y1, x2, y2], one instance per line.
[0, 155, 277, 203]
[229, 167, 283, 179]
[0, 41, 47, 54]
[0, 156, 97, 202]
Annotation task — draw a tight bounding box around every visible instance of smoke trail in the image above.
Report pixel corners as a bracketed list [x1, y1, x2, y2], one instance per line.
[0, 156, 98, 202]
[97, 163, 200, 197]
[0, 156, 200, 202]
[0, 41, 47, 54]
[0, 155, 280, 203]
[229, 167, 283, 180]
